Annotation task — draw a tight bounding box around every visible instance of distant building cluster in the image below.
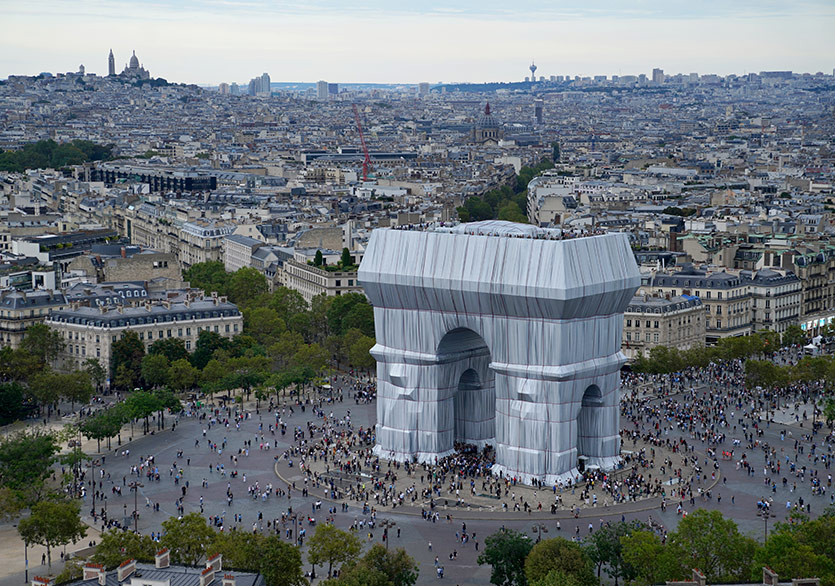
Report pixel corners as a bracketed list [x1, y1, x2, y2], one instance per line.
[0, 57, 833, 366]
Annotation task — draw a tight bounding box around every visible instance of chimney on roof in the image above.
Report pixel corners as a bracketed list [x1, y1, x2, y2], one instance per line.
[83, 564, 105, 582]
[692, 569, 706, 586]
[155, 547, 170, 569]
[206, 553, 222, 572]
[763, 567, 779, 586]
[199, 567, 215, 586]
[121, 247, 126, 258]
[117, 559, 136, 582]
[222, 575, 235, 586]
[33, 576, 51, 586]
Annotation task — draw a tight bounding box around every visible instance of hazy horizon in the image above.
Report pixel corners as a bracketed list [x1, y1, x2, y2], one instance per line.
[2, 0, 834, 85]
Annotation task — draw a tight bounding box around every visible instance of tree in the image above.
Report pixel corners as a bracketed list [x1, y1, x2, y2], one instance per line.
[340, 247, 354, 268]
[209, 531, 264, 571]
[244, 306, 286, 345]
[83, 358, 106, 391]
[525, 537, 596, 586]
[18, 500, 86, 570]
[584, 521, 644, 585]
[20, 323, 65, 367]
[141, 353, 171, 388]
[227, 267, 269, 307]
[823, 398, 835, 428]
[60, 370, 94, 409]
[268, 330, 305, 369]
[28, 370, 62, 415]
[92, 530, 156, 568]
[477, 529, 533, 586]
[201, 358, 226, 393]
[327, 544, 418, 586]
[160, 512, 215, 566]
[259, 535, 306, 586]
[327, 293, 372, 337]
[0, 430, 58, 502]
[667, 509, 757, 583]
[149, 338, 189, 363]
[183, 261, 228, 296]
[347, 332, 376, 371]
[783, 324, 807, 347]
[620, 530, 681, 586]
[292, 343, 329, 373]
[0, 382, 25, 425]
[307, 523, 363, 578]
[314, 249, 324, 267]
[80, 407, 125, 452]
[123, 390, 162, 434]
[529, 570, 583, 586]
[168, 358, 199, 392]
[751, 533, 829, 584]
[191, 329, 232, 370]
[111, 331, 145, 389]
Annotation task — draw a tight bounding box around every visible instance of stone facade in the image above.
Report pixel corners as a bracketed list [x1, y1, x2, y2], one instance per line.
[0, 288, 67, 348]
[622, 294, 706, 360]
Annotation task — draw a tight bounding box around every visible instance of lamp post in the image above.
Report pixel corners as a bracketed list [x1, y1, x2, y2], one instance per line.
[380, 519, 396, 550]
[90, 458, 100, 517]
[129, 481, 144, 532]
[758, 508, 775, 540]
[531, 523, 549, 543]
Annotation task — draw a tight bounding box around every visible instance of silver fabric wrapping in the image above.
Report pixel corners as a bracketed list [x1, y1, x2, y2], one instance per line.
[358, 222, 640, 485]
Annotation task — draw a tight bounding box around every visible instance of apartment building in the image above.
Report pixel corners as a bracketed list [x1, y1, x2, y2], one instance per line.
[0, 288, 68, 348]
[279, 259, 362, 304]
[45, 295, 242, 376]
[622, 294, 705, 359]
[742, 268, 802, 334]
[641, 267, 752, 344]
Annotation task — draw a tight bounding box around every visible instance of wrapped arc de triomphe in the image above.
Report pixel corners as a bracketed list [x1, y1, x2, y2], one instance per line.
[358, 221, 641, 484]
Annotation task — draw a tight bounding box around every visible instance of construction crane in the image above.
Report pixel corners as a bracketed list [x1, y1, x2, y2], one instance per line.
[352, 103, 372, 182]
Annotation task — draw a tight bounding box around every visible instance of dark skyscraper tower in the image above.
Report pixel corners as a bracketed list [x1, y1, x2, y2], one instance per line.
[108, 49, 115, 76]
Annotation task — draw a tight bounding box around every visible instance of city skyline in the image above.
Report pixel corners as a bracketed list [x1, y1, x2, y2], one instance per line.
[2, 0, 834, 85]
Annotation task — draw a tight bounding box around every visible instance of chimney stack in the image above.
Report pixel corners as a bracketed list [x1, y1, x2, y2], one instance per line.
[199, 567, 215, 586]
[206, 553, 222, 572]
[83, 563, 105, 582]
[692, 569, 706, 586]
[33, 576, 51, 586]
[155, 547, 170, 569]
[121, 247, 126, 258]
[763, 567, 779, 586]
[222, 575, 235, 586]
[117, 559, 136, 582]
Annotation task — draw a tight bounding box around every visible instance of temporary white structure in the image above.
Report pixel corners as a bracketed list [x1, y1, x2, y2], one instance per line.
[358, 221, 640, 484]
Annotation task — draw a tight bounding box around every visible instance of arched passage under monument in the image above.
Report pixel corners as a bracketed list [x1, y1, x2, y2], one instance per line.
[359, 221, 640, 483]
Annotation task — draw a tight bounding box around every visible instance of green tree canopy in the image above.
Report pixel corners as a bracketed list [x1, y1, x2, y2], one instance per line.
[92, 530, 157, 568]
[183, 261, 229, 296]
[258, 536, 306, 586]
[227, 267, 269, 307]
[18, 500, 87, 570]
[160, 511, 215, 566]
[111, 331, 145, 389]
[0, 430, 58, 501]
[667, 509, 758, 583]
[477, 529, 533, 586]
[21, 323, 65, 367]
[307, 523, 363, 578]
[149, 338, 190, 363]
[141, 353, 171, 388]
[525, 537, 596, 586]
[326, 544, 418, 586]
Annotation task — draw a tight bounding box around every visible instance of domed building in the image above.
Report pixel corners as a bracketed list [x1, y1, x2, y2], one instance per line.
[119, 50, 151, 80]
[471, 103, 504, 145]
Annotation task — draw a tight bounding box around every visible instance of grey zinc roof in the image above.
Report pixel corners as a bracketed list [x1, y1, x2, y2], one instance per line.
[0, 288, 66, 309]
[71, 562, 265, 586]
[224, 234, 263, 248]
[47, 299, 240, 328]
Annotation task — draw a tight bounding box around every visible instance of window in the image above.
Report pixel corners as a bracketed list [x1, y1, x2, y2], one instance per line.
[335, 280, 341, 287]
[654, 321, 659, 328]
[626, 319, 632, 327]
[186, 341, 191, 350]
[158, 330, 163, 339]
[214, 326, 219, 333]
[186, 327, 191, 335]
[717, 320, 722, 329]
[225, 324, 230, 333]
[645, 320, 651, 328]
[178, 328, 182, 336]
[626, 332, 632, 341]
[718, 292, 723, 299]
[167, 329, 172, 338]
[233, 324, 238, 332]
[716, 306, 722, 315]
[653, 333, 659, 342]
[645, 333, 651, 342]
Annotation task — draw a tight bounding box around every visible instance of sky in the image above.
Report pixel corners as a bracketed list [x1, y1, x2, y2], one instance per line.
[1, 0, 834, 85]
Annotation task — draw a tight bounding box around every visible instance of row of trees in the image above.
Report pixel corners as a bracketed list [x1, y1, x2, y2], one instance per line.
[0, 323, 102, 422]
[478, 508, 835, 586]
[82, 512, 417, 586]
[0, 139, 112, 172]
[456, 158, 556, 223]
[631, 329, 787, 374]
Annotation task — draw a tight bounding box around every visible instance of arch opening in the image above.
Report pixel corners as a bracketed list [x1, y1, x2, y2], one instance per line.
[577, 384, 604, 468]
[436, 329, 495, 449]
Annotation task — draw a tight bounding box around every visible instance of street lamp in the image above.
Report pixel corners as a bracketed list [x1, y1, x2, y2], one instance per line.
[90, 458, 100, 517]
[758, 508, 775, 540]
[531, 523, 549, 543]
[13, 525, 28, 583]
[129, 481, 144, 532]
[380, 519, 397, 550]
